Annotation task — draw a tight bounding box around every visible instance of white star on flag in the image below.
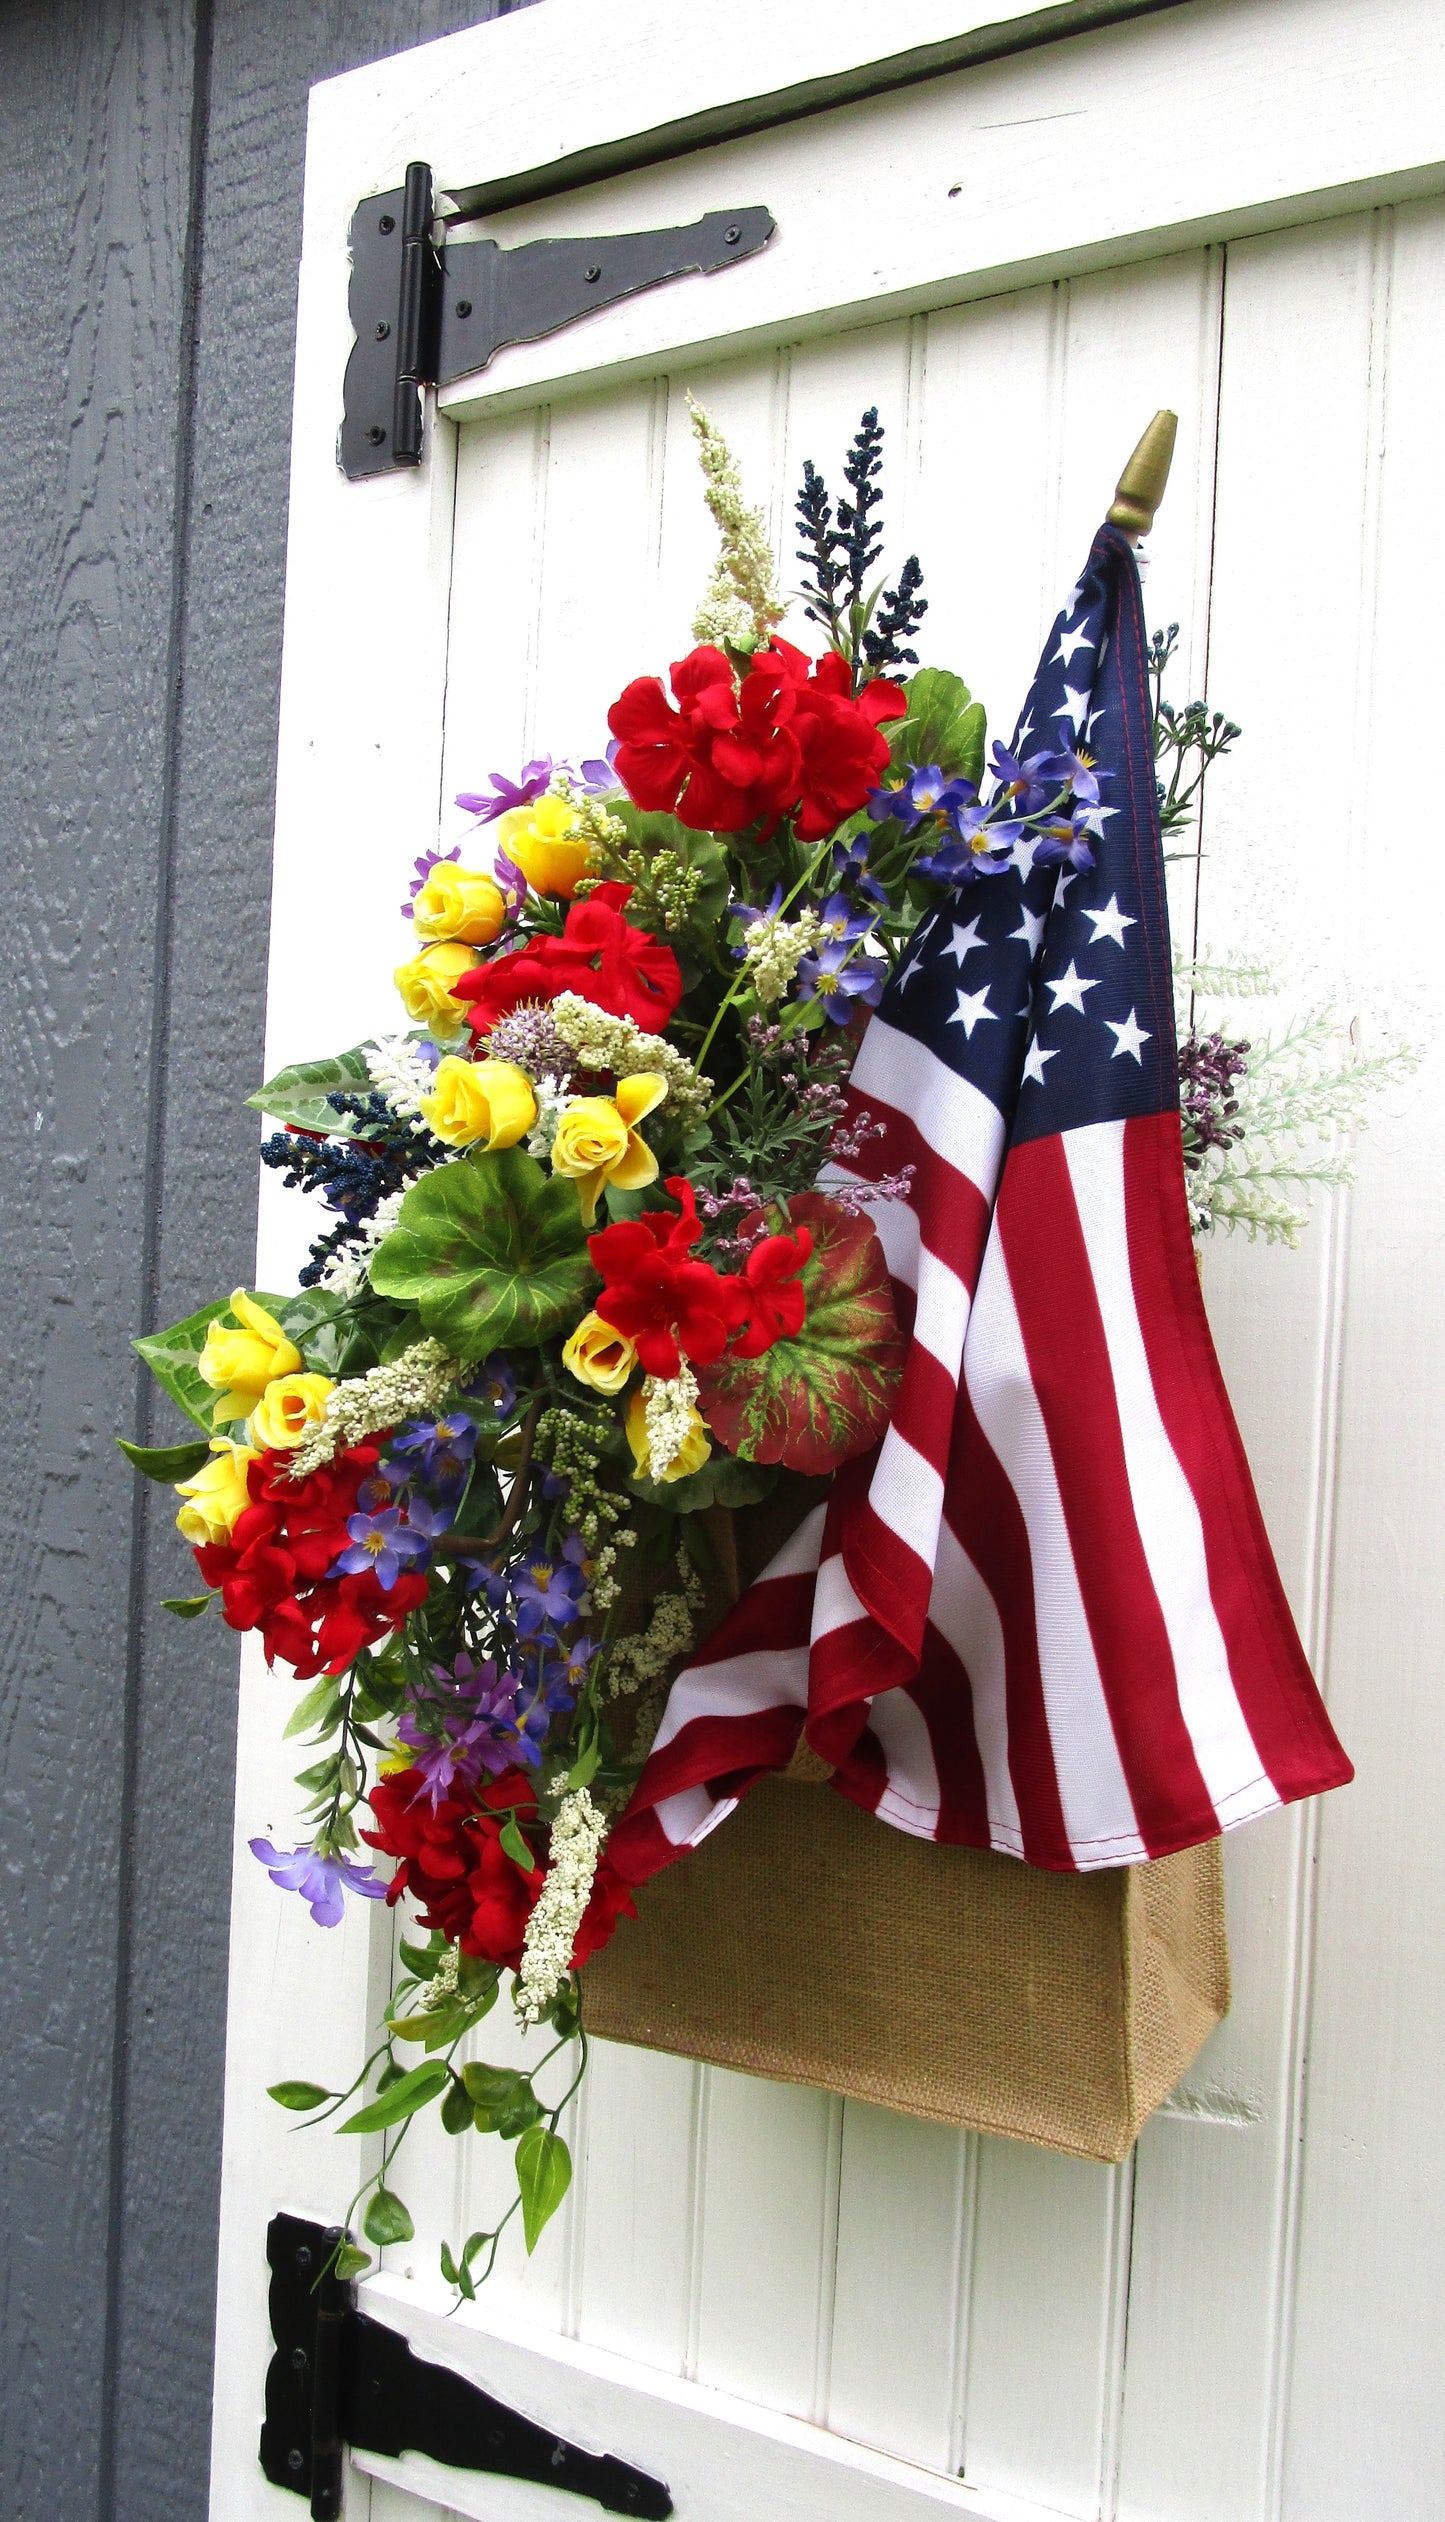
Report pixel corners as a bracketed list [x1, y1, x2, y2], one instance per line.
[945, 917, 986, 969]
[1051, 622, 1095, 669]
[1082, 895, 1136, 948]
[948, 984, 997, 1039]
[1053, 681, 1089, 730]
[1106, 1008, 1151, 1063]
[1008, 834, 1038, 876]
[1045, 959, 1101, 1015]
[1022, 1037, 1059, 1085]
[1010, 903, 1046, 954]
[898, 948, 927, 990]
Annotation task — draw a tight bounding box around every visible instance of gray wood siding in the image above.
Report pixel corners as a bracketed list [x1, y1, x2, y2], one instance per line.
[0, 4, 526, 2513]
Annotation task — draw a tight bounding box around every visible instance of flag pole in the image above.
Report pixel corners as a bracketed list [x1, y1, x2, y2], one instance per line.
[1106, 409, 1178, 537]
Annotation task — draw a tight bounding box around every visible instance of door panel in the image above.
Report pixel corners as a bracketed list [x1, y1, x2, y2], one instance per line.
[216, 6, 1445, 2513]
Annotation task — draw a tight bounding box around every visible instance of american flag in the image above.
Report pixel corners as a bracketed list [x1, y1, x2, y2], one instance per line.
[610, 525, 1352, 1884]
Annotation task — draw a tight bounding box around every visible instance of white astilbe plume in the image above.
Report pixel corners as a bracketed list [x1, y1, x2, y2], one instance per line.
[365, 1033, 436, 1121]
[515, 1788, 608, 2026]
[288, 1337, 460, 1475]
[687, 392, 785, 650]
[642, 1363, 701, 1481]
[317, 1186, 414, 1299]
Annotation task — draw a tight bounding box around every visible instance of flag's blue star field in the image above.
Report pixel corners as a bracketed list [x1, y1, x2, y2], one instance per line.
[880, 527, 1179, 1147]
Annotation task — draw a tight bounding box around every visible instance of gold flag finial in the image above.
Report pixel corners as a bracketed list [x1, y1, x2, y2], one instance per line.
[1106, 409, 1178, 536]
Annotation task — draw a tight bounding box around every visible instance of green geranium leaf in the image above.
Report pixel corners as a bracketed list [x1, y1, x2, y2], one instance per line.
[398, 1937, 442, 1981]
[369, 1146, 593, 1360]
[695, 1195, 905, 1475]
[116, 1434, 213, 1483]
[515, 2125, 572, 2255]
[363, 2185, 415, 2247]
[892, 667, 987, 788]
[268, 2080, 335, 2113]
[133, 1298, 234, 1433]
[628, 1449, 779, 1513]
[333, 2244, 373, 2281]
[161, 1594, 213, 1620]
[247, 1042, 380, 1134]
[339, 2059, 450, 2133]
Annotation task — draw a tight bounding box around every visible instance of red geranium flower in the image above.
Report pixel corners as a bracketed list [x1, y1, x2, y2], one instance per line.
[363, 1768, 637, 1971]
[731, 1224, 813, 1359]
[454, 881, 682, 1039]
[589, 1177, 749, 1378]
[608, 639, 906, 843]
[193, 1442, 427, 1679]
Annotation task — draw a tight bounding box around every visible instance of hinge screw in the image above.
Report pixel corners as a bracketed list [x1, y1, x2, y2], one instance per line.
[375, 320, 390, 340]
[367, 425, 386, 446]
[295, 2246, 312, 2270]
[725, 225, 741, 243]
[379, 213, 395, 234]
[584, 264, 601, 283]
[287, 2448, 305, 2476]
[290, 2347, 308, 2374]
[455, 298, 473, 318]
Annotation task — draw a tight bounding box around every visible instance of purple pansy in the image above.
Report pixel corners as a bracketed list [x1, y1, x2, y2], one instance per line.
[815, 890, 878, 947]
[391, 1412, 478, 1486]
[249, 1838, 386, 1927]
[332, 1506, 431, 1592]
[867, 765, 978, 835]
[1030, 808, 1098, 871]
[797, 939, 888, 1023]
[987, 742, 1067, 816]
[828, 831, 890, 908]
[512, 1533, 589, 1637]
[468, 1353, 517, 1419]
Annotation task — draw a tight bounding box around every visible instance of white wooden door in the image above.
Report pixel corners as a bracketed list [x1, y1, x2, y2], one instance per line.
[211, 5, 1445, 2517]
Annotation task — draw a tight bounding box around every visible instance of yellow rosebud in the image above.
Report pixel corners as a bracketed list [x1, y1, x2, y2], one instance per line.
[496, 792, 595, 899]
[420, 1055, 537, 1150]
[250, 1371, 334, 1452]
[198, 1289, 303, 1425]
[174, 1437, 260, 1546]
[550, 1072, 667, 1225]
[393, 940, 480, 1038]
[412, 864, 507, 946]
[563, 1310, 639, 1395]
[625, 1388, 711, 1484]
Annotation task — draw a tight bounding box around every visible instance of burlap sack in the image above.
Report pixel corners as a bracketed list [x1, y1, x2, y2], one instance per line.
[590, 1487, 1230, 2162]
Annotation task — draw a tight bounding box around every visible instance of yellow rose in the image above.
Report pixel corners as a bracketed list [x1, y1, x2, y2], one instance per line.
[250, 1371, 334, 1452]
[420, 1055, 537, 1150]
[550, 1073, 667, 1225]
[496, 792, 595, 899]
[563, 1310, 639, 1395]
[412, 864, 507, 946]
[174, 1437, 260, 1546]
[393, 940, 480, 1038]
[625, 1388, 711, 1484]
[198, 1289, 303, 1425]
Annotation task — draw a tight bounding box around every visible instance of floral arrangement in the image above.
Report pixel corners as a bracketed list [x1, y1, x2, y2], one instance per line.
[122, 402, 1406, 2289]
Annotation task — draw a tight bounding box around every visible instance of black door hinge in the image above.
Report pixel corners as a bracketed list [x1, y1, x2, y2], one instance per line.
[339, 161, 773, 480]
[260, 2213, 672, 2518]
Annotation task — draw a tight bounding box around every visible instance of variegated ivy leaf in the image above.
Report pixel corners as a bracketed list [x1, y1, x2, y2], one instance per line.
[369, 1146, 594, 1359]
[695, 1194, 904, 1475]
[245, 1041, 379, 1134]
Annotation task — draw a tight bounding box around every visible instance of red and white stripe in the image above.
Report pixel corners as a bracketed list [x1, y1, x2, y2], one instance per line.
[609, 1009, 1352, 1884]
